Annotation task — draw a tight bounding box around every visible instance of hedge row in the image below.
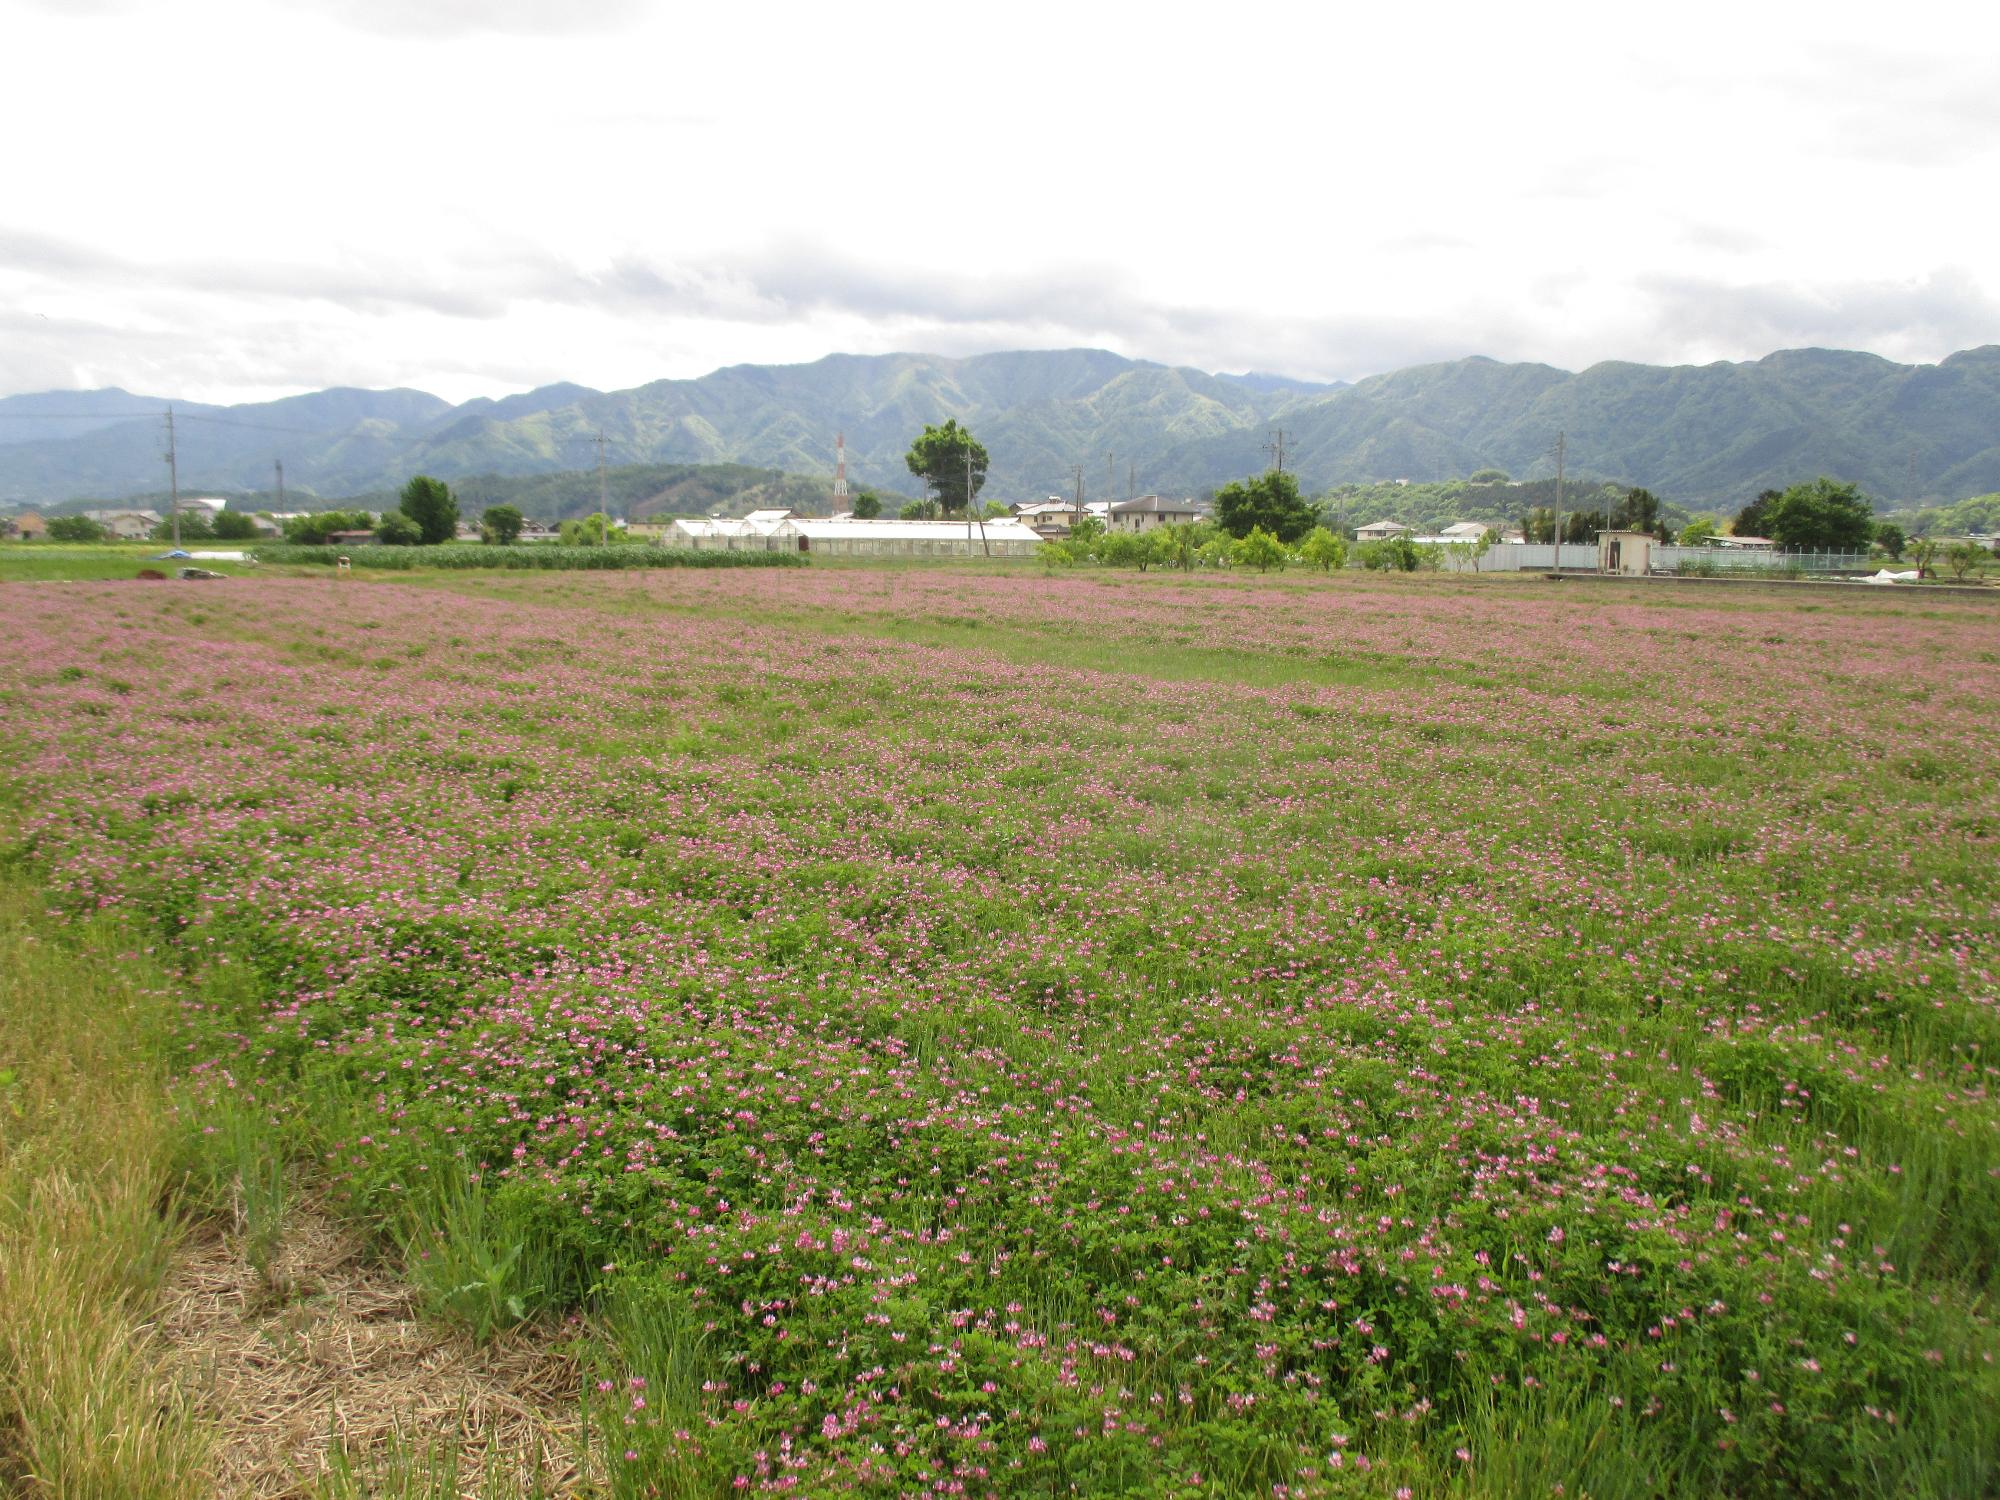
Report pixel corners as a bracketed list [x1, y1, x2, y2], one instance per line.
[251, 544, 804, 571]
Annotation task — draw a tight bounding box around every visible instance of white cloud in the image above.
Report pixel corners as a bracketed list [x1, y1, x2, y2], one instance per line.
[1, 0, 1996, 403]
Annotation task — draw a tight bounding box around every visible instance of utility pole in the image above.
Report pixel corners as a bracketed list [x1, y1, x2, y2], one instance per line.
[595, 432, 609, 519]
[1551, 430, 1567, 569]
[274, 457, 285, 511]
[1128, 460, 1135, 500]
[967, 449, 989, 557]
[1907, 446, 1918, 507]
[1263, 428, 1293, 473]
[1072, 463, 1085, 517]
[164, 406, 181, 548]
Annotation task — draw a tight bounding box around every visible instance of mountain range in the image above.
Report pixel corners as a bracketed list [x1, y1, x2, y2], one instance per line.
[3, 344, 1998, 509]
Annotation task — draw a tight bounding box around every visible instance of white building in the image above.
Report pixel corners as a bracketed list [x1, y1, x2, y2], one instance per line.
[773, 517, 1044, 558]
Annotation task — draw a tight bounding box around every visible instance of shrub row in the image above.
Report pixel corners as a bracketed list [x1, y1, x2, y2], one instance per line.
[250, 544, 804, 570]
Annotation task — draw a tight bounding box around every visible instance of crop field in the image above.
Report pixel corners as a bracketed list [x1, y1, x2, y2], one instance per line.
[2, 566, 1998, 1498]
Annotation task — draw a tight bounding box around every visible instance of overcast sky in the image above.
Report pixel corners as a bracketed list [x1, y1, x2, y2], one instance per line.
[3, 0, 1997, 404]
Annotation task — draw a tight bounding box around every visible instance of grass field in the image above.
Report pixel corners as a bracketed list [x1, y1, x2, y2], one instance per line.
[2, 565, 1997, 1497]
[0, 543, 260, 582]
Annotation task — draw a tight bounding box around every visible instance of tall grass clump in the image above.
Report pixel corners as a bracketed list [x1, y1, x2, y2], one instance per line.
[251, 545, 805, 570]
[0, 873, 211, 1495]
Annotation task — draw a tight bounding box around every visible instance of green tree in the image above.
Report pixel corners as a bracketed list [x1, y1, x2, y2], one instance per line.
[1764, 477, 1874, 551]
[1298, 526, 1347, 572]
[1521, 508, 1556, 544]
[1944, 542, 1986, 582]
[1358, 536, 1420, 572]
[1563, 509, 1606, 544]
[397, 475, 458, 545]
[1733, 489, 1781, 538]
[1099, 532, 1147, 569]
[898, 498, 940, 521]
[1469, 468, 1511, 484]
[1872, 522, 1905, 560]
[1614, 487, 1669, 541]
[851, 491, 883, 519]
[1155, 521, 1206, 572]
[1908, 535, 1940, 579]
[46, 515, 107, 542]
[1068, 513, 1104, 544]
[559, 512, 616, 546]
[210, 510, 257, 540]
[903, 420, 988, 516]
[1235, 526, 1287, 572]
[151, 511, 214, 542]
[1678, 518, 1720, 546]
[1213, 470, 1319, 542]
[375, 510, 422, 546]
[982, 500, 1009, 520]
[281, 509, 373, 544]
[481, 504, 524, 545]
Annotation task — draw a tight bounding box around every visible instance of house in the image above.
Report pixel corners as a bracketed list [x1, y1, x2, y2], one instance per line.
[1439, 521, 1492, 540]
[1713, 534, 1775, 551]
[5, 510, 45, 540]
[1355, 519, 1412, 542]
[1107, 495, 1203, 533]
[1013, 499, 1082, 537]
[180, 496, 229, 519]
[84, 508, 164, 540]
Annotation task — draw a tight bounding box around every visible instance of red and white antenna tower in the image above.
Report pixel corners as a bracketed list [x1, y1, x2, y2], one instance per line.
[833, 432, 849, 515]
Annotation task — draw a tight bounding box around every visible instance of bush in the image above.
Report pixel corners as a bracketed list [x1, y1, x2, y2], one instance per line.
[1299, 526, 1347, 572]
[45, 516, 108, 543]
[1235, 527, 1287, 572]
[151, 512, 214, 543]
[1357, 536, 1420, 572]
[250, 544, 804, 570]
[374, 512, 422, 546]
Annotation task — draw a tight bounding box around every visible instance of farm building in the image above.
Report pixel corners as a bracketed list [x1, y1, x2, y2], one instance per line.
[775, 517, 1044, 557]
[1597, 529, 1654, 575]
[5, 510, 46, 540]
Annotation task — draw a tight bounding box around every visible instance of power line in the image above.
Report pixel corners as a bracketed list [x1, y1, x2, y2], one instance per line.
[1263, 428, 1294, 473]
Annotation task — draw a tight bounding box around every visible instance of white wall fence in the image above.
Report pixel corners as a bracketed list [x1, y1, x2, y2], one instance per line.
[1448, 543, 1875, 575]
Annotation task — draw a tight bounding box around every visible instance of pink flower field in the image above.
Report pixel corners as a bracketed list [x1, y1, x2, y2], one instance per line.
[2, 566, 1997, 1497]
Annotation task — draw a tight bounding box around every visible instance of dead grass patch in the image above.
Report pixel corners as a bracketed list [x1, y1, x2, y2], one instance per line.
[161, 1197, 587, 1497]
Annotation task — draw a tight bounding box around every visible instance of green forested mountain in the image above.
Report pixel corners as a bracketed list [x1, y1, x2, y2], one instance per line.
[3, 345, 1997, 508]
